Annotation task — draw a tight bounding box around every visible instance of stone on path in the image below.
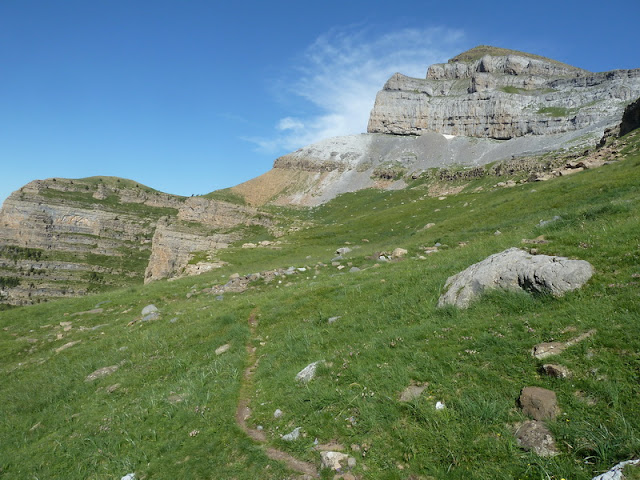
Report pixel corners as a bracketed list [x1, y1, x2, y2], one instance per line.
[438, 247, 594, 309]
[519, 387, 559, 421]
[320, 451, 355, 471]
[515, 420, 559, 457]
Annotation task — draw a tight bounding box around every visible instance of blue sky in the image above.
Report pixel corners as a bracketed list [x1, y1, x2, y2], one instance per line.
[1, 0, 639, 204]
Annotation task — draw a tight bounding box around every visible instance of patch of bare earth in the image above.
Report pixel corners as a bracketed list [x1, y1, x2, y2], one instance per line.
[231, 168, 316, 206]
[235, 309, 319, 478]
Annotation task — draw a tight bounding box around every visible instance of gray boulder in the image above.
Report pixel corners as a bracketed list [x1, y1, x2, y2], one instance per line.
[438, 248, 593, 308]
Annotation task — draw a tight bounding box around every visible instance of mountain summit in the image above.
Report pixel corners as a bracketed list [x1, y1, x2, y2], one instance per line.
[368, 45, 639, 139]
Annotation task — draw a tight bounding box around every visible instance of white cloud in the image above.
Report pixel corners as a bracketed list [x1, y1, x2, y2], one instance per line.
[277, 117, 305, 131]
[248, 25, 465, 154]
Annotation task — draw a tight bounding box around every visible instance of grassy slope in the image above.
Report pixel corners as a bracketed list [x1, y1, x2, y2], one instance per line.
[1, 132, 639, 479]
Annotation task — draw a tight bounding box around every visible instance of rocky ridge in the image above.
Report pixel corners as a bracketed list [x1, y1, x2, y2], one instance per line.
[367, 46, 640, 139]
[0, 177, 271, 305]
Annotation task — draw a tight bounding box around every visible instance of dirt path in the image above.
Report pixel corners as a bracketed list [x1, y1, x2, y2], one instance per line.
[235, 309, 319, 478]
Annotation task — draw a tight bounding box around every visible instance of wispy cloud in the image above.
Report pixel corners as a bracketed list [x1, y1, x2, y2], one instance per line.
[248, 26, 465, 154]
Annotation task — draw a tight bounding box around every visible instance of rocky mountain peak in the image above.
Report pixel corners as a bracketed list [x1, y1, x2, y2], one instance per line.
[368, 46, 640, 139]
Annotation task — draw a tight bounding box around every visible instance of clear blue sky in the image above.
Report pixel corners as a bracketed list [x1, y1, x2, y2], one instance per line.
[1, 0, 639, 204]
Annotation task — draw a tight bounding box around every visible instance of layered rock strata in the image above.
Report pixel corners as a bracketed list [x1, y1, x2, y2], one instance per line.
[368, 48, 640, 140]
[0, 177, 271, 304]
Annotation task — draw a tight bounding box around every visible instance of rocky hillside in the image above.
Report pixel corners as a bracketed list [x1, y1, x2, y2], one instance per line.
[0, 177, 273, 305]
[2, 46, 639, 303]
[232, 46, 640, 207]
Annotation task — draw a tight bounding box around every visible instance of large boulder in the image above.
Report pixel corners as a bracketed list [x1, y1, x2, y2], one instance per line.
[438, 248, 594, 308]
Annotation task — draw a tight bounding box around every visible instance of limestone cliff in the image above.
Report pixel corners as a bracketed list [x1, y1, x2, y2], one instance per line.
[0, 177, 272, 305]
[367, 46, 640, 139]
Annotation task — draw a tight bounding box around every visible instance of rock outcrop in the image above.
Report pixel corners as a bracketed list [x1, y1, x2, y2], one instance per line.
[368, 46, 640, 140]
[438, 247, 594, 308]
[0, 177, 272, 304]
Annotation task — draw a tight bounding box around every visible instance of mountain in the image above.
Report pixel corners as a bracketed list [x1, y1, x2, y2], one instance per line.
[231, 46, 640, 206]
[1, 46, 639, 305]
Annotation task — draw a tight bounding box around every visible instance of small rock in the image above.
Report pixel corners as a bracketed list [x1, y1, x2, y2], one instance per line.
[168, 394, 184, 404]
[399, 384, 427, 402]
[55, 340, 81, 353]
[336, 247, 352, 255]
[215, 295, 224, 301]
[435, 401, 446, 410]
[424, 223, 436, 229]
[541, 364, 571, 378]
[349, 267, 361, 273]
[215, 343, 231, 355]
[106, 384, 121, 393]
[538, 215, 562, 227]
[85, 365, 120, 382]
[121, 474, 136, 480]
[141, 312, 160, 322]
[532, 329, 596, 359]
[320, 451, 352, 471]
[282, 427, 301, 441]
[141, 304, 158, 316]
[327, 316, 342, 324]
[494, 230, 502, 235]
[296, 361, 321, 383]
[519, 387, 559, 421]
[229, 273, 240, 279]
[515, 420, 559, 457]
[274, 409, 283, 418]
[392, 248, 408, 258]
[169, 317, 178, 324]
[591, 459, 640, 480]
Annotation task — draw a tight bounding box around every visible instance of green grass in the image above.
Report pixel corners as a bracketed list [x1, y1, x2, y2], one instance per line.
[537, 106, 573, 117]
[1, 131, 640, 478]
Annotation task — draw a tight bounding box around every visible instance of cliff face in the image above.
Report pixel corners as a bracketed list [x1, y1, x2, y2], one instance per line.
[367, 47, 640, 140]
[0, 177, 270, 305]
[230, 47, 640, 208]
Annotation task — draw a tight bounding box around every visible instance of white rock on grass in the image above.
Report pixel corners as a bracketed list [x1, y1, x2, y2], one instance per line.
[121, 474, 136, 480]
[320, 451, 355, 471]
[281, 427, 301, 441]
[592, 459, 640, 480]
[296, 361, 322, 383]
[141, 304, 158, 315]
[438, 247, 594, 309]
